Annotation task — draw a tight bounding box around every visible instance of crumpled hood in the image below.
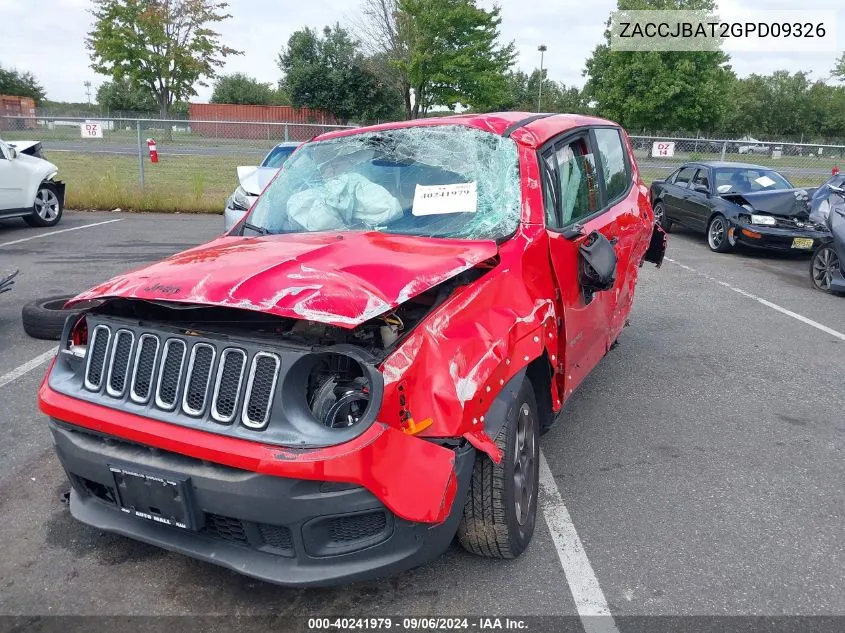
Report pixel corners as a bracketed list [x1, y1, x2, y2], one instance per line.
[237, 166, 279, 196]
[68, 232, 499, 328]
[722, 188, 816, 217]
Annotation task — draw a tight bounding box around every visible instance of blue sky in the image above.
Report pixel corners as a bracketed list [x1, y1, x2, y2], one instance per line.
[0, 0, 842, 103]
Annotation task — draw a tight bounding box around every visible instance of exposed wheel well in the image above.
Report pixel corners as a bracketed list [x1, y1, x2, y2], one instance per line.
[526, 352, 555, 433]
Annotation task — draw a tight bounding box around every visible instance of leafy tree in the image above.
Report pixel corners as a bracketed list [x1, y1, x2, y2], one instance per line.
[279, 25, 402, 124]
[833, 52, 845, 82]
[394, 0, 516, 117]
[211, 73, 277, 105]
[0, 65, 46, 104]
[87, 0, 241, 119]
[583, 0, 733, 134]
[97, 77, 157, 112]
[359, 0, 515, 118]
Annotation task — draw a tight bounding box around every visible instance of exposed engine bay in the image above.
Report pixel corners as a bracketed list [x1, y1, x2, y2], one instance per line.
[63, 264, 489, 437]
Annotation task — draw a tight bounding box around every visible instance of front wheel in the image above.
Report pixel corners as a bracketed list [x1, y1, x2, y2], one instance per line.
[458, 380, 540, 559]
[707, 214, 734, 253]
[810, 246, 840, 293]
[24, 182, 63, 228]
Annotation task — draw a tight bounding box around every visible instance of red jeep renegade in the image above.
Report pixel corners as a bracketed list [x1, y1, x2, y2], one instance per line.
[40, 113, 665, 586]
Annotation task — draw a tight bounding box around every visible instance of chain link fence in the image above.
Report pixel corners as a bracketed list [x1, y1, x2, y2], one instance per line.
[0, 116, 355, 213]
[630, 135, 845, 188]
[3, 118, 843, 214]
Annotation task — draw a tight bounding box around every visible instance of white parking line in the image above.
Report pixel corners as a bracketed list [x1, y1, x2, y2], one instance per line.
[0, 348, 57, 390]
[0, 218, 122, 248]
[539, 451, 620, 633]
[665, 257, 845, 342]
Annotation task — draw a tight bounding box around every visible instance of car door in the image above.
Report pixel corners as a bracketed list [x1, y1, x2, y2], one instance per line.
[0, 142, 31, 212]
[540, 130, 618, 397]
[591, 127, 646, 340]
[683, 167, 714, 231]
[662, 166, 697, 226]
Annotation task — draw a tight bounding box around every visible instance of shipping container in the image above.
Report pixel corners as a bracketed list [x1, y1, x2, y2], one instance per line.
[0, 95, 37, 132]
[188, 103, 339, 141]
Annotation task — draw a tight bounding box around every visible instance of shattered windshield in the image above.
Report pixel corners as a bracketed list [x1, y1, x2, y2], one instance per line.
[246, 125, 521, 240]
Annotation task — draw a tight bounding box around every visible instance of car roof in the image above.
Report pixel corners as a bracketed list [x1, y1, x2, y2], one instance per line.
[272, 142, 302, 149]
[313, 112, 622, 148]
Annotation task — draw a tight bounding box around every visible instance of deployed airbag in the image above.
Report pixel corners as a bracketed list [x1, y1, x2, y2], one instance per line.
[288, 173, 403, 231]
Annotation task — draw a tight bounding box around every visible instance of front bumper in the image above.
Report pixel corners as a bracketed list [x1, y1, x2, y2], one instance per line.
[733, 221, 829, 251]
[49, 419, 475, 587]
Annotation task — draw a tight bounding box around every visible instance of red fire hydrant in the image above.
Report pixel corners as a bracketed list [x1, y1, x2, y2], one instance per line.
[147, 138, 159, 164]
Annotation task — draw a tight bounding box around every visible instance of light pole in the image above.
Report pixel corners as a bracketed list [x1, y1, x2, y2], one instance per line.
[537, 45, 547, 112]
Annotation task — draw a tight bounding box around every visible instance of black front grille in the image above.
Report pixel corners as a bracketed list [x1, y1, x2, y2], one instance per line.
[202, 513, 247, 544]
[212, 349, 246, 423]
[242, 353, 280, 428]
[131, 334, 159, 403]
[156, 340, 186, 409]
[183, 344, 214, 415]
[328, 512, 387, 543]
[85, 326, 110, 390]
[79, 324, 287, 433]
[258, 523, 294, 551]
[107, 330, 134, 396]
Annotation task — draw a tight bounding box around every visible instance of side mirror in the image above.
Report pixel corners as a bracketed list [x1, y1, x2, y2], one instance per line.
[693, 184, 709, 194]
[578, 231, 617, 304]
[8, 148, 17, 160]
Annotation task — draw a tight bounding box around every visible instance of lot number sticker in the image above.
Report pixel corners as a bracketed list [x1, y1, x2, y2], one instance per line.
[413, 182, 478, 216]
[651, 141, 675, 158]
[81, 122, 103, 138]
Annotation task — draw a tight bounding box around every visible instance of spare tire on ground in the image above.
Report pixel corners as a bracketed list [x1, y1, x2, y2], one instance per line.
[22, 295, 78, 340]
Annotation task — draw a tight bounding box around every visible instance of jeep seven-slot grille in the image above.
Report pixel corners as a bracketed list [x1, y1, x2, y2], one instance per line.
[82, 326, 279, 431]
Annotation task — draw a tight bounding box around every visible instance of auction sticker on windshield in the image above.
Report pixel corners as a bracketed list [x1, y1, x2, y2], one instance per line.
[755, 175, 777, 188]
[413, 182, 478, 216]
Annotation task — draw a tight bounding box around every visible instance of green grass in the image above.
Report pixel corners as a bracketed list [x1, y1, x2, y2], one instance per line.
[51, 152, 255, 213]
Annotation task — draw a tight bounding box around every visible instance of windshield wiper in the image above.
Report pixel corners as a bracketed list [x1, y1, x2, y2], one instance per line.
[242, 221, 270, 236]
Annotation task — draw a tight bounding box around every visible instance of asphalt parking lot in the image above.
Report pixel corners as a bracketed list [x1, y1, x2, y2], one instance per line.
[0, 211, 843, 626]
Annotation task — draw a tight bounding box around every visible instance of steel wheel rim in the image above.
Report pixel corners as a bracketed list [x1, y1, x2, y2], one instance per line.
[709, 218, 725, 249]
[812, 247, 839, 291]
[35, 189, 59, 220]
[513, 402, 536, 526]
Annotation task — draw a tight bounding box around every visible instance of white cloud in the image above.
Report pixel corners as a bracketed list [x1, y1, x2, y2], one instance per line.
[0, 0, 842, 103]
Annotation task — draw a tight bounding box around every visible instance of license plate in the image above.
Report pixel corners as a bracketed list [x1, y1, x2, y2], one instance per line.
[110, 465, 195, 530]
[792, 238, 814, 250]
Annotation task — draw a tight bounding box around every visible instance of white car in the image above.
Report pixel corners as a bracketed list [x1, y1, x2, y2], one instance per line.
[0, 138, 65, 227]
[224, 142, 300, 230]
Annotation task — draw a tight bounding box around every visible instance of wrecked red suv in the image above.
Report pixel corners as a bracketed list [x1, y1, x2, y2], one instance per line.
[40, 113, 665, 586]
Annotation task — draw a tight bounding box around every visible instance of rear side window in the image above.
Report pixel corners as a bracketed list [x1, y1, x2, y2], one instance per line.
[674, 167, 697, 185]
[594, 128, 630, 202]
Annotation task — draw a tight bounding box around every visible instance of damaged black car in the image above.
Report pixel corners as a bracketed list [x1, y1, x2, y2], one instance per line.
[651, 161, 830, 253]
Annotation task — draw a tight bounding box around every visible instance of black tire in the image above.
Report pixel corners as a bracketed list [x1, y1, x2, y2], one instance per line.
[458, 379, 540, 559]
[707, 214, 733, 253]
[810, 245, 840, 294]
[21, 295, 77, 340]
[23, 182, 63, 228]
[653, 201, 672, 233]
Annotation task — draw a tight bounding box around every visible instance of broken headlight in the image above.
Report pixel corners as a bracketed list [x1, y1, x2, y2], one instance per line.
[750, 214, 777, 226]
[231, 186, 252, 211]
[282, 349, 382, 433]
